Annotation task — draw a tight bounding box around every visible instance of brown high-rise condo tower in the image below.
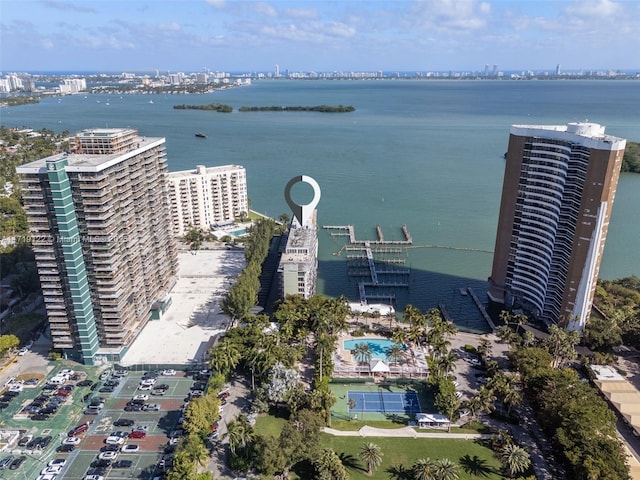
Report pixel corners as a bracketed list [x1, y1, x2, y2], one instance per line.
[488, 122, 626, 330]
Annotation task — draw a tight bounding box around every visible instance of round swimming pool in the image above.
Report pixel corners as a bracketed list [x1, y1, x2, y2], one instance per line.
[343, 338, 405, 361]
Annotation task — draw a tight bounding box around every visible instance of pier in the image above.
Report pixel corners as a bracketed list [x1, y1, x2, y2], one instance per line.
[467, 287, 496, 331]
[324, 224, 413, 306]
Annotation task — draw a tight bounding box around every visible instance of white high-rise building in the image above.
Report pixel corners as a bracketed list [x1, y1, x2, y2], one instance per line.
[167, 165, 248, 236]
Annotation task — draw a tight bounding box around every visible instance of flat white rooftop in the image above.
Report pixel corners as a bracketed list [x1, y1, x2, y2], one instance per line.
[120, 247, 245, 366]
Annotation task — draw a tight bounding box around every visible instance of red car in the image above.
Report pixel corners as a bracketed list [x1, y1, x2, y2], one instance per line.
[56, 389, 72, 396]
[128, 430, 146, 439]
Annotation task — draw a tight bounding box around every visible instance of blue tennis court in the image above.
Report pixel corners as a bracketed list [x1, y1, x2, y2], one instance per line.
[348, 390, 421, 414]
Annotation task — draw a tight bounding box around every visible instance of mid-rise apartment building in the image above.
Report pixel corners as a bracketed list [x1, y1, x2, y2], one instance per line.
[278, 216, 319, 300]
[17, 128, 178, 364]
[488, 122, 626, 330]
[166, 164, 248, 236]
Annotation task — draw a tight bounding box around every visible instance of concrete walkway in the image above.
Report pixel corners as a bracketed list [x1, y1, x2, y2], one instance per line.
[323, 425, 491, 440]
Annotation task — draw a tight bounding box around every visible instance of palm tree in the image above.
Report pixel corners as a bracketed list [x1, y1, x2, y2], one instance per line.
[182, 434, 210, 469]
[224, 414, 254, 455]
[436, 352, 457, 375]
[500, 444, 531, 478]
[412, 457, 436, 480]
[386, 344, 406, 365]
[468, 385, 496, 419]
[209, 339, 241, 376]
[406, 324, 423, 347]
[433, 458, 460, 480]
[404, 304, 426, 328]
[359, 442, 383, 476]
[391, 326, 406, 345]
[352, 342, 372, 365]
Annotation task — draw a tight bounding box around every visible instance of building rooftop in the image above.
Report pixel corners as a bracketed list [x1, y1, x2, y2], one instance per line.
[168, 164, 245, 179]
[510, 122, 626, 150]
[16, 134, 165, 174]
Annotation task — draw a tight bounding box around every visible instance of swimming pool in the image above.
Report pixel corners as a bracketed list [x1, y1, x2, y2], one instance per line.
[343, 338, 405, 361]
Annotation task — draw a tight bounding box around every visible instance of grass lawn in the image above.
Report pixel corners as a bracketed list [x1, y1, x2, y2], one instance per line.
[320, 435, 504, 480]
[254, 414, 503, 480]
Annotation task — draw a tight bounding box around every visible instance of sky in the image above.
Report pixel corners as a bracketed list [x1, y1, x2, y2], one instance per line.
[1, 0, 639, 73]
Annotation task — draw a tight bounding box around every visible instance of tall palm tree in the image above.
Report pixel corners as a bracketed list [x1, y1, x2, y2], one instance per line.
[391, 326, 406, 345]
[501, 444, 531, 478]
[467, 385, 496, 419]
[433, 458, 460, 480]
[182, 434, 210, 469]
[406, 324, 423, 347]
[412, 457, 436, 480]
[352, 342, 372, 365]
[386, 344, 406, 365]
[224, 414, 254, 455]
[436, 352, 457, 375]
[209, 340, 241, 376]
[404, 304, 426, 328]
[359, 442, 383, 476]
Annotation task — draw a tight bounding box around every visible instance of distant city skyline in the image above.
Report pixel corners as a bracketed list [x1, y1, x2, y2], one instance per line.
[1, 0, 639, 73]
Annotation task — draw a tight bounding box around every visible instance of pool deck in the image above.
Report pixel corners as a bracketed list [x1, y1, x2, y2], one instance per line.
[334, 333, 428, 379]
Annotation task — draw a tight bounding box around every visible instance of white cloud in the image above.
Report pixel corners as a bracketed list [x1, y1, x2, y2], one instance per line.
[565, 0, 621, 18]
[253, 2, 277, 17]
[205, 0, 225, 8]
[42, 38, 54, 49]
[285, 8, 318, 20]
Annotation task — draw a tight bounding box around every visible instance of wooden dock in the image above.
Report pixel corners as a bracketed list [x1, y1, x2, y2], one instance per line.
[467, 287, 496, 331]
[324, 223, 412, 306]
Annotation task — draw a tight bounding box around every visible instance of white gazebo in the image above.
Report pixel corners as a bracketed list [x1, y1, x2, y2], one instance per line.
[416, 413, 450, 429]
[369, 358, 390, 374]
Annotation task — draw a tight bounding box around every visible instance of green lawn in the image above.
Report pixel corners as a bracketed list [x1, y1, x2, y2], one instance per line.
[320, 435, 504, 480]
[254, 414, 504, 480]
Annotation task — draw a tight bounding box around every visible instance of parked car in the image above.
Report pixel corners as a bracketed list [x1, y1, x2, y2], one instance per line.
[48, 459, 67, 467]
[77, 380, 94, 387]
[99, 386, 114, 393]
[101, 444, 120, 452]
[112, 459, 134, 468]
[105, 435, 125, 445]
[69, 423, 90, 436]
[113, 418, 135, 427]
[9, 456, 26, 470]
[142, 403, 160, 411]
[113, 369, 128, 377]
[128, 430, 146, 439]
[91, 459, 112, 468]
[121, 444, 139, 453]
[0, 455, 14, 470]
[32, 413, 50, 421]
[57, 444, 75, 453]
[63, 437, 81, 446]
[161, 369, 176, 376]
[18, 347, 29, 356]
[98, 451, 118, 460]
[18, 435, 33, 447]
[104, 380, 119, 387]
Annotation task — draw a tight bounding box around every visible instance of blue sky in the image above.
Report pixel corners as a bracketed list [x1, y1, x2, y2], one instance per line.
[1, 0, 638, 73]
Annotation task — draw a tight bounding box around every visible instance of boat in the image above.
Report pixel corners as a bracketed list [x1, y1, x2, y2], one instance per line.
[148, 100, 154, 104]
[195, 132, 207, 138]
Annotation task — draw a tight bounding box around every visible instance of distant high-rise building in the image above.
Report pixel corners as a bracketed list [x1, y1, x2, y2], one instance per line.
[556, 64, 561, 76]
[492, 64, 498, 76]
[17, 128, 178, 364]
[166, 164, 248, 236]
[488, 122, 626, 330]
[484, 64, 489, 77]
[275, 64, 280, 77]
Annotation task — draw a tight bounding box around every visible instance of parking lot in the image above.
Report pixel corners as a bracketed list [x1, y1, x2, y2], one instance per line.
[0, 365, 209, 479]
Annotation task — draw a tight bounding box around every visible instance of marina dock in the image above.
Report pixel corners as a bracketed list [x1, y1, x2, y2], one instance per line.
[467, 287, 496, 331]
[324, 224, 413, 307]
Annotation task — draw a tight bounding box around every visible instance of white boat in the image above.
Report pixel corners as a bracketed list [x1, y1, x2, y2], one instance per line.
[148, 100, 154, 104]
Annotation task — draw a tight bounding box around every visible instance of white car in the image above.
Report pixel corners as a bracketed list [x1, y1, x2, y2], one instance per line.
[63, 436, 81, 445]
[36, 475, 57, 480]
[48, 459, 67, 467]
[84, 475, 104, 480]
[121, 444, 139, 453]
[18, 347, 29, 356]
[8, 384, 23, 392]
[105, 435, 125, 445]
[162, 369, 176, 376]
[41, 466, 63, 475]
[98, 451, 118, 460]
[140, 378, 156, 386]
[138, 384, 153, 391]
[143, 403, 160, 411]
[132, 394, 149, 401]
[59, 369, 75, 376]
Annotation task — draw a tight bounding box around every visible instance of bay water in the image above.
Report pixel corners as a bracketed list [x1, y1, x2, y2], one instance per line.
[3, 80, 639, 331]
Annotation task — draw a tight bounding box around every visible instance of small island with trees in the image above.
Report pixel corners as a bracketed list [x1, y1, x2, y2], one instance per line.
[238, 105, 355, 113]
[622, 141, 640, 173]
[173, 103, 233, 113]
